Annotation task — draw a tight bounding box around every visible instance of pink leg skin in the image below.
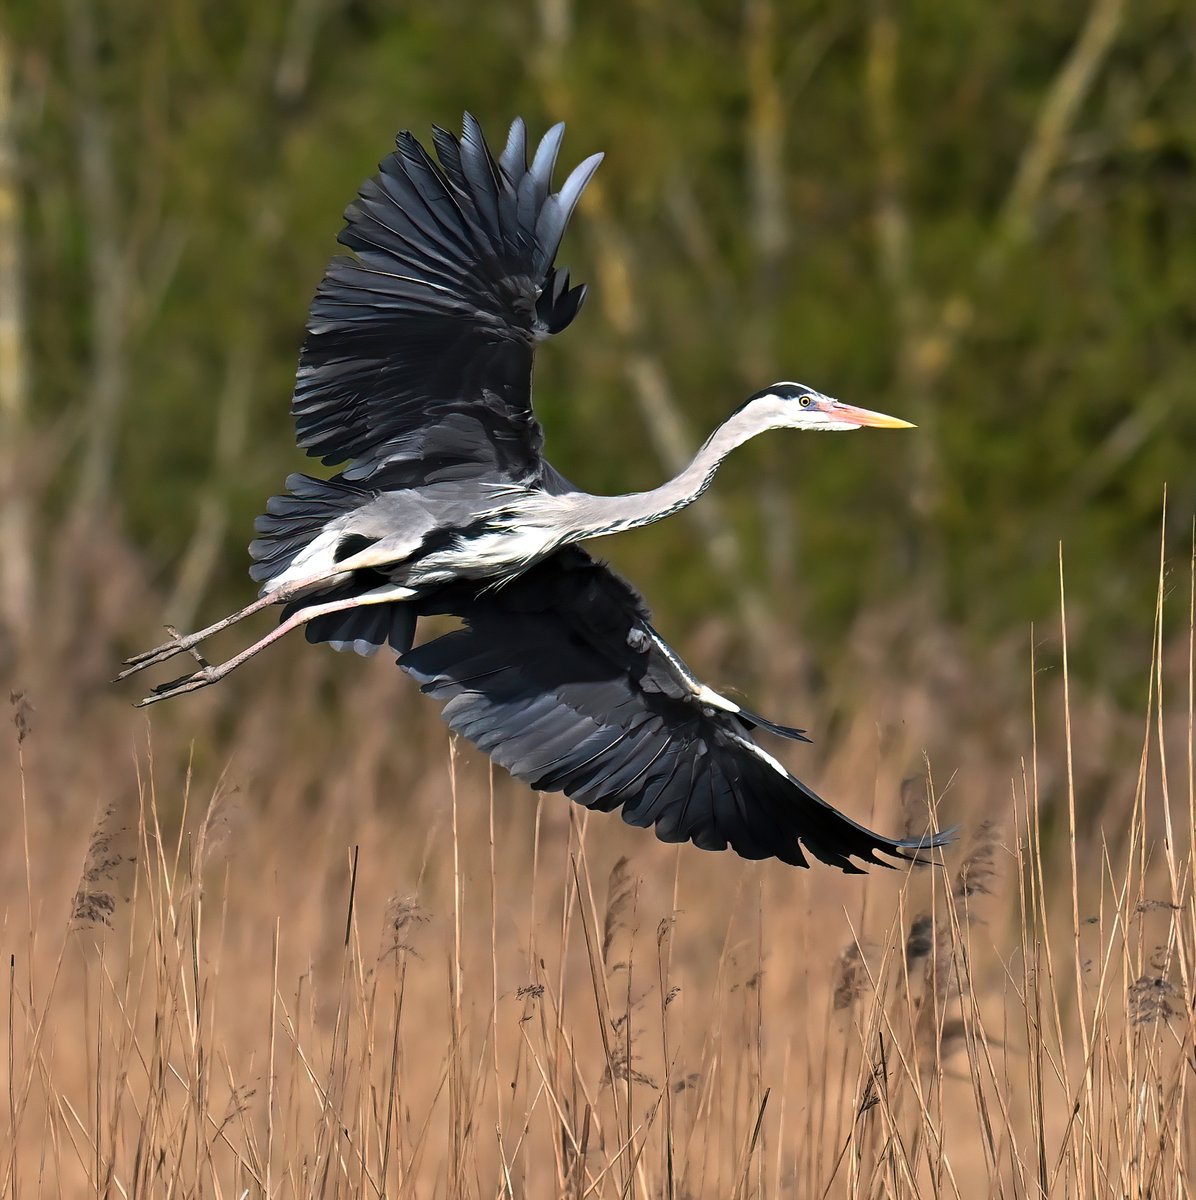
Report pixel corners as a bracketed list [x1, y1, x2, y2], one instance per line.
[133, 585, 409, 706]
[116, 569, 354, 681]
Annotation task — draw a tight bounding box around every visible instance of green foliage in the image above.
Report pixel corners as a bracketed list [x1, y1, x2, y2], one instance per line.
[11, 0, 1196, 683]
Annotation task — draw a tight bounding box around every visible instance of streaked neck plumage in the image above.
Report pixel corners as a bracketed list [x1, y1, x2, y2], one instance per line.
[571, 401, 782, 540]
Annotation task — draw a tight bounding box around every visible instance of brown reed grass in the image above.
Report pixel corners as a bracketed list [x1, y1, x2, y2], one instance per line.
[2, 528, 1195, 1197]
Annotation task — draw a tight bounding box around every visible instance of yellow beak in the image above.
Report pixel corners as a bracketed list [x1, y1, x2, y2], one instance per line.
[829, 401, 916, 429]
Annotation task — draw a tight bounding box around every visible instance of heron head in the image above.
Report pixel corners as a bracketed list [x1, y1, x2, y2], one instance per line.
[751, 382, 915, 432]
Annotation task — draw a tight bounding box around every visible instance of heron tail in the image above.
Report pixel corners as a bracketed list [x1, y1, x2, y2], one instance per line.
[304, 594, 416, 657]
[271, 580, 416, 657]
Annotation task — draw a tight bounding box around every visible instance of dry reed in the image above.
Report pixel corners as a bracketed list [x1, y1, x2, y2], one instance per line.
[2, 529, 1195, 1197]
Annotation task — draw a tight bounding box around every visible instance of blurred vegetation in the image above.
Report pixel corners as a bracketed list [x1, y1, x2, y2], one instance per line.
[2, 0, 1195, 693]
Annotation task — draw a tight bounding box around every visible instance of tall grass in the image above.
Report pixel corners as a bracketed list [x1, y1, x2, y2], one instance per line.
[2, 532, 1194, 1197]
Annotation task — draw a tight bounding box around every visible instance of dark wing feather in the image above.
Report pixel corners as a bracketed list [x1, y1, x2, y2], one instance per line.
[293, 114, 602, 485]
[402, 550, 953, 872]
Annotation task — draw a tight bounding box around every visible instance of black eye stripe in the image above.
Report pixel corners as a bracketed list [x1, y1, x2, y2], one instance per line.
[743, 382, 815, 409]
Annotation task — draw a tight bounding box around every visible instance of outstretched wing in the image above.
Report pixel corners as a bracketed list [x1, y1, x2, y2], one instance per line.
[401, 550, 952, 872]
[294, 114, 602, 485]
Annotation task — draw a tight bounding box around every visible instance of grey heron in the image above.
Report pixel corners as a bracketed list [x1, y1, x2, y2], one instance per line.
[120, 114, 950, 872]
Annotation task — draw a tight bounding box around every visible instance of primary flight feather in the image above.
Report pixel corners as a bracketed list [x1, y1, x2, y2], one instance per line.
[120, 114, 951, 873]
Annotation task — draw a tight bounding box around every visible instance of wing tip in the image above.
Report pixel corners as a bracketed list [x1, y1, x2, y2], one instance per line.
[878, 822, 960, 868]
[737, 704, 813, 743]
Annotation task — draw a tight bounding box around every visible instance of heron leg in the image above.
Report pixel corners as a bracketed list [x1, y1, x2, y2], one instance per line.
[133, 584, 413, 707]
[116, 570, 353, 679]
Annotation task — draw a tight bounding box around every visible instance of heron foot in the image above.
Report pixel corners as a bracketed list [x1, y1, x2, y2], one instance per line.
[117, 584, 332, 684]
[122, 581, 406, 705]
[134, 664, 220, 707]
[116, 628, 202, 679]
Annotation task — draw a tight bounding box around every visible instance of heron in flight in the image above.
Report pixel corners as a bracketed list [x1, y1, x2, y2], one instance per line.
[120, 114, 950, 872]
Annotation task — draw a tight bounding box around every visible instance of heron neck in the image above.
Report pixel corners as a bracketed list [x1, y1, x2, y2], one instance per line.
[581, 409, 765, 537]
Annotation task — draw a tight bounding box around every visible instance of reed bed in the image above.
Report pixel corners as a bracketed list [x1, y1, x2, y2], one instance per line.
[2, 538, 1194, 1198]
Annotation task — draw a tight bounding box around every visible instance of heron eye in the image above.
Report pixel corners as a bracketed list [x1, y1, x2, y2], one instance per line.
[798, 395, 813, 408]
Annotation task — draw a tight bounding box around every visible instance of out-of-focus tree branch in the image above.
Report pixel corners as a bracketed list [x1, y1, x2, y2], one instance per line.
[865, 1, 944, 595]
[744, 0, 787, 312]
[0, 32, 33, 655]
[987, 0, 1125, 272]
[275, 0, 327, 104]
[743, 0, 796, 598]
[65, 0, 132, 530]
[582, 190, 773, 656]
[166, 343, 254, 628]
[169, 1, 325, 628]
[663, 176, 735, 303]
[865, 7, 924, 396]
[885, 0, 1126, 383]
[533, 0, 772, 659]
[866, 0, 1125, 599]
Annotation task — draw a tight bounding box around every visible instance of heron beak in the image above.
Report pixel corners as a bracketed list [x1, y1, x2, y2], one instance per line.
[827, 400, 916, 429]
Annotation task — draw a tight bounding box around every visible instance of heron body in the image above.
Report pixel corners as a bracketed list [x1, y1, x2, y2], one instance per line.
[258, 388, 900, 611]
[120, 114, 952, 872]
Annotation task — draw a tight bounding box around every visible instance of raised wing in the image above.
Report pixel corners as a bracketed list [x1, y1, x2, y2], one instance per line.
[293, 115, 602, 485]
[401, 550, 952, 872]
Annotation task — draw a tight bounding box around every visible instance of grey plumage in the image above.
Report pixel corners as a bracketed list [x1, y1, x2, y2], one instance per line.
[249, 473, 372, 585]
[119, 114, 950, 873]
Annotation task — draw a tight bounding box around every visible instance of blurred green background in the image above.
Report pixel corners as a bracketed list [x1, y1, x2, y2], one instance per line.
[1, 0, 1193, 697]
